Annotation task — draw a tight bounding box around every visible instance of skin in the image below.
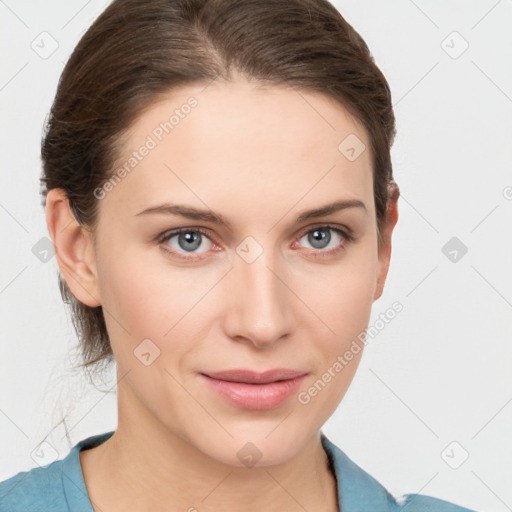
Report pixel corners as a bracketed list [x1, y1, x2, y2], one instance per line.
[46, 79, 399, 512]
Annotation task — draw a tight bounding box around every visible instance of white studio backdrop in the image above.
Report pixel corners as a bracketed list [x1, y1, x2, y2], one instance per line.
[1, 1, 511, 511]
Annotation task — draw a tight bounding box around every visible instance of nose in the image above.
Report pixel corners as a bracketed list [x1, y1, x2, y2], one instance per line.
[222, 245, 294, 350]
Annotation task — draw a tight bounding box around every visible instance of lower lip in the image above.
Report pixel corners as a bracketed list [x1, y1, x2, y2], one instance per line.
[200, 374, 307, 410]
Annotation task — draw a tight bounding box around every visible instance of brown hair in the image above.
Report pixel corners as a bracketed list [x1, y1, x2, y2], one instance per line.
[41, 0, 398, 372]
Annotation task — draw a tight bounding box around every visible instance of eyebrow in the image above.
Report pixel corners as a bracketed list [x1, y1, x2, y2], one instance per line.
[135, 199, 367, 230]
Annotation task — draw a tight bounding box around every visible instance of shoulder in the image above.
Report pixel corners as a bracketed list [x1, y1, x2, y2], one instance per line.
[320, 434, 478, 512]
[393, 494, 478, 512]
[0, 458, 67, 512]
[0, 431, 114, 512]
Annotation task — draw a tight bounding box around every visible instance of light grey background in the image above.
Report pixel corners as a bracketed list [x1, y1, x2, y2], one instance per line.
[1, 1, 511, 511]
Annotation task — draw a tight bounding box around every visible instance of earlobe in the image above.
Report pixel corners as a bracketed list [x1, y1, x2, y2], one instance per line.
[373, 181, 400, 301]
[45, 188, 102, 307]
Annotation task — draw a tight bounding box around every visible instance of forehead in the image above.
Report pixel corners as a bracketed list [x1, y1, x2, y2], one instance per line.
[101, 80, 374, 225]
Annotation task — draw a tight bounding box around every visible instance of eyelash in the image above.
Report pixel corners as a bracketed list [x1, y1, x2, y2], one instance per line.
[157, 224, 356, 261]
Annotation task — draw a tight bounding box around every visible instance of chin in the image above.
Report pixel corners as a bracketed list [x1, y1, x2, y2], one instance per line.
[190, 425, 312, 469]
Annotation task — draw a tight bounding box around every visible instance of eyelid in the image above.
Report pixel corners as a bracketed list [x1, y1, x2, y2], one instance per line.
[156, 227, 219, 262]
[157, 223, 356, 260]
[295, 222, 355, 242]
[156, 227, 218, 249]
[157, 223, 355, 243]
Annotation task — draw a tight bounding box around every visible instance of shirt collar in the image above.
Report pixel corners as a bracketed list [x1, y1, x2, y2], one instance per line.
[61, 431, 115, 511]
[61, 430, 394, 512]
[321, 432, 395, 511]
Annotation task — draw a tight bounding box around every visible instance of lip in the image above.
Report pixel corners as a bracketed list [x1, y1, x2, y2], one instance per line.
[203, 368, 307, 384]
[200, 369, 308, 410]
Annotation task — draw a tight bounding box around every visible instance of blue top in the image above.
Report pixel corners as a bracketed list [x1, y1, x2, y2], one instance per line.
[0, 431, 477, 511]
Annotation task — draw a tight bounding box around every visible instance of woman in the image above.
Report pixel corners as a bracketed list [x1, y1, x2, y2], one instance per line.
[0, 0, 479, 510]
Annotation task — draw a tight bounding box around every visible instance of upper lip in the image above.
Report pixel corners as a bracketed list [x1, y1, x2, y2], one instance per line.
[202, 369, 308, 384]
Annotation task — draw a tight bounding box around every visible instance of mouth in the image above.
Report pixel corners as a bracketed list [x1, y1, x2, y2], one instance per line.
[202, 368, 308, 384]
[199, 369, 308, 410]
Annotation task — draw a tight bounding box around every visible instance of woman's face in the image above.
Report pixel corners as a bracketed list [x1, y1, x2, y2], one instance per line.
[80, 79, 395, 466]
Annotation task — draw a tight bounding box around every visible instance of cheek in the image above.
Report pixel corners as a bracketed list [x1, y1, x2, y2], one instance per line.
[96, 246, 220, 361]
[329, 270, 376, 336]
[314, 277, 374, 387]
[97, 228, 378, 364]
[295, 244, 378, 338]
[296, 267, 376, 419]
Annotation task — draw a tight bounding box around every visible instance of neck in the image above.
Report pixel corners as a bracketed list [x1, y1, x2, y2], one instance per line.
[80, 383, 339, 512]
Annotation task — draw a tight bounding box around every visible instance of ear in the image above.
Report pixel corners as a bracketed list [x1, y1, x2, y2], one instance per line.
[45, 188, 102, 307]
[374, 181, 399, 301]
